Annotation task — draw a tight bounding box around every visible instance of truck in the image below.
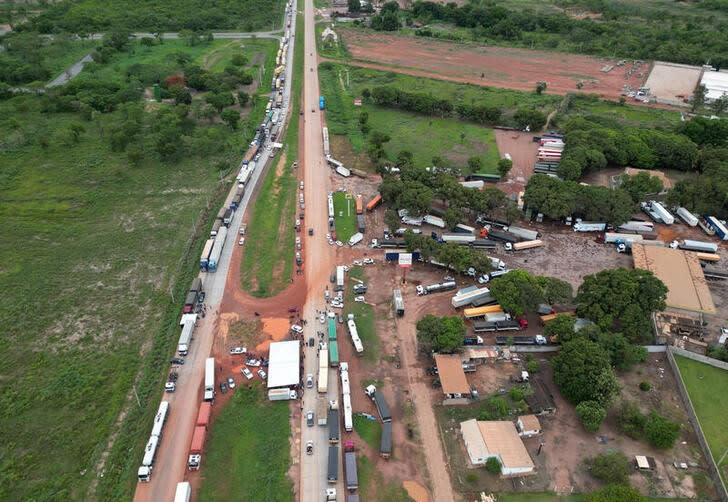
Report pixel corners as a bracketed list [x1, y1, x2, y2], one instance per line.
[137, 435, 159, 482]
[320, 96, 325, 110]
[204, 357, 215, 402]
[207, 226, 227, 272]
[183, 291, 197, 313]
[573, 221, 607, 232]
[603, 232, 642, 244]
[365, 385, 392, 422]
[188, 425, 206, 470]
[329, 341, 339, 367]
[355, 197, 363, 215]
[463, 305, 503, 319]
[210, 218, 222, 238]
[200, 239, 215, 270]
[328, 195, 335, 218]
[507, 226, 539, 240]
[487, 230, 519, 243]
[336, 266, 345, 287]
[348, 232, 363, 246]
[380, 422, 392, 459]
[347, 315, 364, 354]
[451, 287, 492, 308]
[419, 281, 457, 295]
[453, 223, 476, 234]
[675, 207, 698, 226]
[342, 393, 353, 432]
[463, 335, 484, 345]
[364, 194, 382, 212]
[485, 311, 511, 322]
[345, 451, 359, 490]
[679, 239, 719, 253]
[424, 214, 446, 228]
[393, 289, 404, 316]
[328, 446, 338, 483]
[328, 405, 340, 444]
[378, 239, 406, 248]
[336, 166, 351, 177]
[705, 216, 728, 241]
[174, 482, 191, 502]
[650, 201, 674, 225]
[510, 239, 544, 251]
[178, 319, 195, 355]
[441, 233, 476, 244]
[496, 336, 536, 345]
[268, 388, 297, 400]
[318, 364, 329, 393]
[356, 214, 365, 233]
[317, 397, 329, 426]
[223, 208, 233, 226]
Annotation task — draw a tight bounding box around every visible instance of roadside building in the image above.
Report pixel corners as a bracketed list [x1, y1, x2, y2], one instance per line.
[434, 354, 471, 398]
[267, 340, 301, 391]
[460, 419, 535, 476]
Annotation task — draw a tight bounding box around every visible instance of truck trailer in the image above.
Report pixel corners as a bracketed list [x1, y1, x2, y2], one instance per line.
[463, 305, 503, 319]
[510, 239, 544, 251]
[424, 214, 446, 228]
[177, 319, 195, 355]
[451, 287, 492, 308]
[174, 482, 191, 502]
[328, 446, 338, 483]
[336, 266, 345, 287]
[507, 226, 539, 240]
[328, 407, 340, 444]
[393, 289, 404, 316]
[346, 315, 364, 354]
[204, 357, 215, 402]
[366, 194, 382, 211]
[345, 451, 359, 490]
[677, 207, 698, 226]
[573, 221, 607, 232]
[380, 422, 392, 458]
[207, 226, 228, 272]
[441, 233, 476, 243]
[705, 216, 728, 241]
[342, 393, 353, 432]
[317, 397, 329, 426]
[137, 435, 159, 482]
[679, 239, 719, 253]
[200, 238, 215, 270]
[487, 230, 519, 243]
[187, 425, 206, 470]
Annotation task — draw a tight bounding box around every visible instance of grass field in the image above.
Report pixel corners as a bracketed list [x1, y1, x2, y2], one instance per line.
[559, 94, 683, 129]
[199, 385, 293, 500]
[499, 494, 692, 502]
[353, 414, 382, 449]
[674, 355, 728, 484]
[333, 191, 357, 242]
[343, 268, 379, 363]
[357, 454, 414, 501]
[239, 9, 303, 298]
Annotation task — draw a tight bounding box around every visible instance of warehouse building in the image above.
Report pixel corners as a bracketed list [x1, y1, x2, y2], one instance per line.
[460, 419, 535, 476]
[267, 340, 301, 389]
[700, 69, 728, 103]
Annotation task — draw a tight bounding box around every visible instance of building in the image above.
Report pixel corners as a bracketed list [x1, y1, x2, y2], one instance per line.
[267, 340, 301, 389]
[434, 354, 471, 398]
[460, 419, 535, 476]
[632, 244, 716, 314]
[516, 415, 542, 437]
[700, 69, 728, 103]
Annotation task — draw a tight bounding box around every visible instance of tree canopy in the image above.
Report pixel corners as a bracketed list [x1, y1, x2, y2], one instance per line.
[416, 314, 465, 353]
[551, 338, 619, 405]
[489, 270, 544, 317]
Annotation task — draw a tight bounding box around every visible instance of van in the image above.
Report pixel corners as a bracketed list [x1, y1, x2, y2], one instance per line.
[296, 252, 302, 265]
[299, 181, 304, 190]
[291, 324, 303, 333]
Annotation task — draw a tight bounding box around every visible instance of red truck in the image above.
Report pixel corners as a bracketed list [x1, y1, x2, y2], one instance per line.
[188, 425, 206, 471]
[197, 402, 211, 429]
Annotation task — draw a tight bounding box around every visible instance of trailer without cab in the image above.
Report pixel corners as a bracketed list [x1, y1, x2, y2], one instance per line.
[680, 240, 719, 253]
[393, 289, 404, 316]
[373, 390, 392, 422]
[618, 221, 654, 232]
[328, 408, 340, 444]
[336, 166, 351, 177]
[318, 364, 329, 393]
[487, 230, 519, 243]
[496, 336, 536, 345]
[650, 201, 674, 225]
[366, 194, 382, 211]
[677, 207, 698, 226]
[345, 452, 358, 490]
[378, 239, 406, 248]
[380, 422, 392, 458]
[346, 316, 364, 354]
[343, 394, 353, 432]
[705, 216, 728, 241]
[328, 446, 338, 483]
[208, 226, 228, 272]
[604, 232, 642, 244]
[453, 223, 476, 234]
[355, 197, 363, 215]
[507, 226, 539, 240]
[573, 221, 607, 232]
[183, 291, 197, 314]
[512, 239, 544, 251]
[317, 397, 329, 425]
[336, 266, 345, 287]
[357, 215, 365, 233]
[178, 319, 195, 355]
[441, 233, 476, 243]
[204, 357, 215, 402]
[174, 482, 191, 502]
[329, 341, 339, 367]
[451, 287, 492, 308]
[424, 215, 446, 228]
[464, 305, 503, 319]
[471, 239, 497, 249]
[268, 388, 296, 400]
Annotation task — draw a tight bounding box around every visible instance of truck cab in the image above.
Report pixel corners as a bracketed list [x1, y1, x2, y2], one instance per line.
[137, 466, 151, 482]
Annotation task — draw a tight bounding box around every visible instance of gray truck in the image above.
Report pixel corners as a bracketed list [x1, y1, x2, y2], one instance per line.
[328, 408, 339, 444]
[328, 446, 339, 483]
[345, 451, 358, 490]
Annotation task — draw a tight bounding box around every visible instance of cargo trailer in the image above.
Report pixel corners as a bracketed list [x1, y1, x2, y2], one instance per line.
[573, 221, 607, 232]
[650, 201, 674, 225]
[329, 341, 339, 367]
[137, 435, 159, 482]
[618, 221, 654, 232]
[346, 316, 364, 354]
[200, 239, 215, 270]
[328, 408, 340, 444]
[328, 446, 338, 482]
[204, 357, 215, 402]
[680, 240, 718, 253]
[454, 223, 476, 234]
[355, 197, 363, 215]
[470, 239, 497, 249]
[507, 226, 539, 240]
[452, 287, 492, 308]
[393, 289, 404, 316]
[463, 305, 503, 319]
[511, 239, 544, 251]
[318, 364, 329, 393]
[356, 214, 365, 233]
[441, 233, 476, 243]
[487, 230, 519, 243]
[208, 226, 228, 272]
[328, 318, 337, 341]
[424, 214, 446, 228]
[705, 216, 728, 241]
[174, 482, 191, 502]
[366, 194, 382, 211]
[178, 319, 195, 355]
[345, 452, 358, 490]
[604, 232, 642, 244]
[342, 394, 353, 432]
[196, 402, 212, 429]
[677, 207, 698, 226]
[380, 422, 392, 458]
[696, 252, 720, 262]
[187, 425, 206, 470]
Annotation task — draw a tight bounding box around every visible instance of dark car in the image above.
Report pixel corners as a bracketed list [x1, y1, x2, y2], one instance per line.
[338, 314, 344, 324]
[308, 337, 315, 347]
[330, 274, 336, 283]
[198, 291, 206, 303]
[220, 381, 228, 393]
[288, 306, 299, 313]
[170, 357, 185, 365]
[307, 410, 314, 426]
[308, 228, 313, 236]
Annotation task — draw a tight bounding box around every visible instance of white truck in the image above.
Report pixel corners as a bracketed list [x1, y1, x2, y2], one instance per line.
[650, 201, 674, 225]
[137, 435, 159, 482]
[423, 214, 446, 228]
[348, 232, 363, 246]
[204, 357, 215, 401]
[336, 266, 345, 287]
[451, 287, 491, 308]
[346, 314, 364, 353]
[177, 319, 195, 356]
[174, 482, 191, 502]
[677, 207, 698, 226]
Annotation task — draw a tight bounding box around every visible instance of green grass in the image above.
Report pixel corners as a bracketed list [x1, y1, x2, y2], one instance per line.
[199, 386, 293, 501]
[674, 355, 728, 484]
[343, 268, 379, 363]
[499, 494, 692, 502]
[333, 191, 357, 242]
[353, 414, 382, 449]
[558, 94, 683, 129]
[239, 7, 302, 298]
[357, 454, 414, 501]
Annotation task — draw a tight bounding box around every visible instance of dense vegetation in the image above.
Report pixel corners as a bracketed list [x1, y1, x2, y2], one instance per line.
[416, 314, 466, 353]
[20, 0, 285, 33]
[489, 270, 573, 317]
[409, 0, 728, 66]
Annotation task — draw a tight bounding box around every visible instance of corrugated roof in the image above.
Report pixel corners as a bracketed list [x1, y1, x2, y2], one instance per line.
[461, 419, 489, 463]
[434, 354, 470, 395]
[465, 348, 498, 360]
[518, 415, 541, 432]
[267, 340, 300, 388]
[478, 421, 534, 470]
[632, 244, 715, 314]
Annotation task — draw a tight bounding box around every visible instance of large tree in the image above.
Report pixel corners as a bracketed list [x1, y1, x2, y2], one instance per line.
[551, 338, 619, 405]
[416, 315, 465, 353]
[576, 268, 667, 343]
[489, 270, 544, 317]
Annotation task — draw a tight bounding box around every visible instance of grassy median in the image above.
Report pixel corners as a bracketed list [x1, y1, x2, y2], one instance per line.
[333, 191, 357, 242]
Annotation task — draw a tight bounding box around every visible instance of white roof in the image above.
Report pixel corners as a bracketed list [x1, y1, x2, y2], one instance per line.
[635, 455, 650, 469]
[701, 70, 728, 101]
[267, 340, 300, 388]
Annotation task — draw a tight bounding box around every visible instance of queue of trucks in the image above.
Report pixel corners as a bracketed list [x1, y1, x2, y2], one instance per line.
[137, 401, 170, 482]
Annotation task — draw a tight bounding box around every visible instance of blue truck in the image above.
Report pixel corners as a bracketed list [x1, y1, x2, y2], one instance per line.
[319, 96, 325, 110]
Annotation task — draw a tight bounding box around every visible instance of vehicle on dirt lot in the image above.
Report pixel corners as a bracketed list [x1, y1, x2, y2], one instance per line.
[291, 324, 303, 333]
[354, 296, 365, 303]
[242, 368, 254, 380]
[246, 358, 261, 367]
[444, 275, 455, 282]
[198, 291, 206, 303]
[307, 411, 314, 426]
[257, 369, 267, 379]
[165, 381, 176, 393]
[319, 313, 325, 324]
[336, 241, 343, 247]
[239, 237, 245, 246]
[170, 357, 185, 365]
[229, 347, 246, 354]
[363, 258, 374, 265]
[353, 260, 362, 266]
[327, 311, 335, 318]
[308, 337, 315, 346]
[227, 377, 235, 388]
[353, 284, 367, 294]
[307, 373, 313, 388]
[308, 228, 313, 236]
[220, 381, 228, 393]
[330, 274, 336, 283]
[338, 314, 344, 324]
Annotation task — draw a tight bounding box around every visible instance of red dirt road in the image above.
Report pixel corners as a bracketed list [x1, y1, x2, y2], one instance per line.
[338, 29, 646, 99]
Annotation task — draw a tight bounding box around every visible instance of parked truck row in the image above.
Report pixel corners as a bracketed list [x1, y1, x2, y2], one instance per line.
[340, 362, 353, 432]
[137, 401, 170, 482]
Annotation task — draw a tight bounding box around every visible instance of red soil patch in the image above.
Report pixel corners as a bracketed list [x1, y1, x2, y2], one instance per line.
[339, 29, 646, 100]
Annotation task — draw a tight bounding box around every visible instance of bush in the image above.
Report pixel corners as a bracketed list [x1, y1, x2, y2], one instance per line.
[586, 484, 645, 502]
[509, 387, 524, 401]
[639, 381, 651, 392]
[526, 359, 540, 373]
[644, 411, 680, 449]
[587, 450, 630, 484]
[576, 400, 606, 432]
[465, 472, 478, 484]
[479, 397, 508, 420]
[485, 457, 501, 474]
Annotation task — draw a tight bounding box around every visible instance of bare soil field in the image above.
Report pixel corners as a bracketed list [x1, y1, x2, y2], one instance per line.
[338, 29, 646, 99]
[493, 130, 540, 195]
[644, 62, 702, 105]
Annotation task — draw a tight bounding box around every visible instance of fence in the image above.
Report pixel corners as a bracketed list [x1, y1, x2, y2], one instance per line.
[666, 347, 728, 501]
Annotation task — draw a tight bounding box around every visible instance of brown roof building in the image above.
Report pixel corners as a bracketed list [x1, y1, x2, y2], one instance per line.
[434, 354, 471, 397]
[460, 419, 535, 476]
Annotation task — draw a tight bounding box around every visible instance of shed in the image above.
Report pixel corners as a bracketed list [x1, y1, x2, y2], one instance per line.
[516, 415, 542, 437]
[434, 354, 471, 398]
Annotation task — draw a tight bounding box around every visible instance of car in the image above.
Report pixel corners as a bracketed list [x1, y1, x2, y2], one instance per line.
[478, 274, 489, 284]
[338, 314, 344, 324]
[288, 306, 299, 313]
[299, 181, 304, 190]
[170, 357, 185, 365]
[308, 337, 315, 347]
[239, 225, 247, 235]
[242, 367, 254, 380]
[308, 228, 313, 236]
[327, 311, 336, 318]
[354, 296, 365, 303]
[306, 410, 314, 426]
[299, 110, 303, 115]
[335, 241, 343, 247]
[330, 274, 335, 283]
[353, 260, 362, 267]
[227, 376, 236, 388]
[306, 440, 313, 455]
[306, 373, 313, 388]
[326, 233, 331, 241]
[257, 369, 267, 380]
[291, 324, 303, 333]
[229, 347, 247, 355]
[319, 313, 325, 324]
[239, 237, 245, 246]
[292, 161, 299, 168]
[340, 265, 350, 272]
[363, 258, 374, 265]
[198, 291, 206, 303]
[444, 275, 455, 282]
[165, 382, 176, 393]
[246, 358, 262, 367]
[255, 153, 261, 161]
[220, 381, 228, 393]
[299, 212, 305, 220]
[353, 284, 367, 293]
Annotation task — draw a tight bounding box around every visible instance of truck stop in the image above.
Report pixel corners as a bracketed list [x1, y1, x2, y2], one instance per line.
[267, 340, 301, 389]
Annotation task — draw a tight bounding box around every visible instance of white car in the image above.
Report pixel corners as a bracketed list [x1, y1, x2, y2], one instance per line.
[326, 233, 331, 240]
[229, 347, 247, 355]
[335, 241, 343, 247]
[246, 358, 262, 367]
[239, 237, 245, 246]
[242, 367, 254, 380]
[227, 377, 236, 388]
[306, 373, 313, 388]
[354, 296, 365, 302]
[319, 313, 325, 324]
[291, 324, 303, 333]
[363, 258, 374, 265]
[353, 260, 363, 267]
[257, 369, 267, 380]
[478, 274, 489, 284]
[299, 181, 304, 190]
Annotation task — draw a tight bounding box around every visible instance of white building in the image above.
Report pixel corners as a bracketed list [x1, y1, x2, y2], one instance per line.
[516, 415, 542, 438]
[700, 69, 728, 103]
[460, 419, 535, 476]
[267, 340, 300, 389]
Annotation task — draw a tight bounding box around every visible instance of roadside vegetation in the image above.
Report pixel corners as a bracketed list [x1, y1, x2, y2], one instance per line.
[353, 414, 381, 449]
[674, 355, 728, 484]
[343, 268, 379, 363]
[333, 191, 357, 242]
[0, 34, 272, 500]
[357, 455, 414, 501]
[199, 386, 293, 501]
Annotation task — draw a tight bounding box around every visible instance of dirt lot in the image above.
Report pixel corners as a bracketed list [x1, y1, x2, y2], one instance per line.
[644, 62, 702, 106]
[493, 130, 540, 195]
[338, 29, 646, 100]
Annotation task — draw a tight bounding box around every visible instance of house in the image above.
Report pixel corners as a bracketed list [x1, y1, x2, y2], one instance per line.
[516, 415, 542, 437]
[460, 419, 535, 476]
[434, 354, 471, 398]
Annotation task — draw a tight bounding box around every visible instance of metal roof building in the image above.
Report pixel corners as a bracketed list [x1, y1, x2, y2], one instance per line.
[700, 69, 728, 102]
[434, 354, 471, 397]
[460, 419, 535, 476]
[267, 340, 300, 388]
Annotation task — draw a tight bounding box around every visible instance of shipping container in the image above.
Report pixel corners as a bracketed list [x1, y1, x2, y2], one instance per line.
[677, 207, 698, 226]
[512, 239, 544, 251]
[366, 194, 382, 211]
[463, 305, 503, 319]
[188, 425, 207, 470]
[380, 422, 392, 458]
[507, 226, 539, 240]
[196, 402, 212, 429]
[355, 197, 363, 215]
[680, 240, 718, 253]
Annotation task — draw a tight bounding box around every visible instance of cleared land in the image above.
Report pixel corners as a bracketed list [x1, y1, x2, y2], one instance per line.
[674, 355, 728, 484]
[343, 267, 379, 363]
[198, 386, 293, 501]
[644, 62, 702, 105]
[338, 29, 646, 100]
[333, 191, 356, 242]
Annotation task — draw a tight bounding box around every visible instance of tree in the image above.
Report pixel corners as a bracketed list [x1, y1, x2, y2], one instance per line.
[644, 411, 680, 449]
[485, 457, 501, 474]
[348, 0, 361, 12]
[497, 158, 513, 178]
[467, 156, 483, 173]
[237, 91, 249, 106]
[576, 268, 667, 343]
[711, 95, 728, 115]
[230, 53, 248, 66]
[535, 81, 547, 94]
[384, 209, 400, 234]
[691, 84, 707, 112]
[416, 315, 465, 353]
[489, 270, 544, 317]
[221, 109, 240, 130]
[169, 86, 192, 105]
[206, 92, 234, 113]
[514, 108, 547, 131]
[551, 338, 618, 405]
[587, 450, 630, 484]
[620, 172, 663, 203]
[359, 111, 369, 125]
[536, 276, 573, 304]
[577, 401, 607, 432]
[544, 314, 577, 344]
[586, 485, 645, 502]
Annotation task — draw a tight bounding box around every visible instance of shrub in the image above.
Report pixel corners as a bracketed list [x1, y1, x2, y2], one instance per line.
[576, 400, 606, 432]
[465, 472, 478, 484]
[485, 457, 501, 474]
[644, 411, 680, 449]
[639, 381, 651, 392]
[587, 450, 630, 484]
[509, 387, 524, 401]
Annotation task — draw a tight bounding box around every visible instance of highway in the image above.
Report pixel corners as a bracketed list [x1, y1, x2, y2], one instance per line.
[131, 5, 297, 502]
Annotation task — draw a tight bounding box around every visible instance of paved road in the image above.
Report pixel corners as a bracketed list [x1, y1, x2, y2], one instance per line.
[298, 0, 344, 499]
[46, 54, 94, 87]
[131, 7, 297, 502]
